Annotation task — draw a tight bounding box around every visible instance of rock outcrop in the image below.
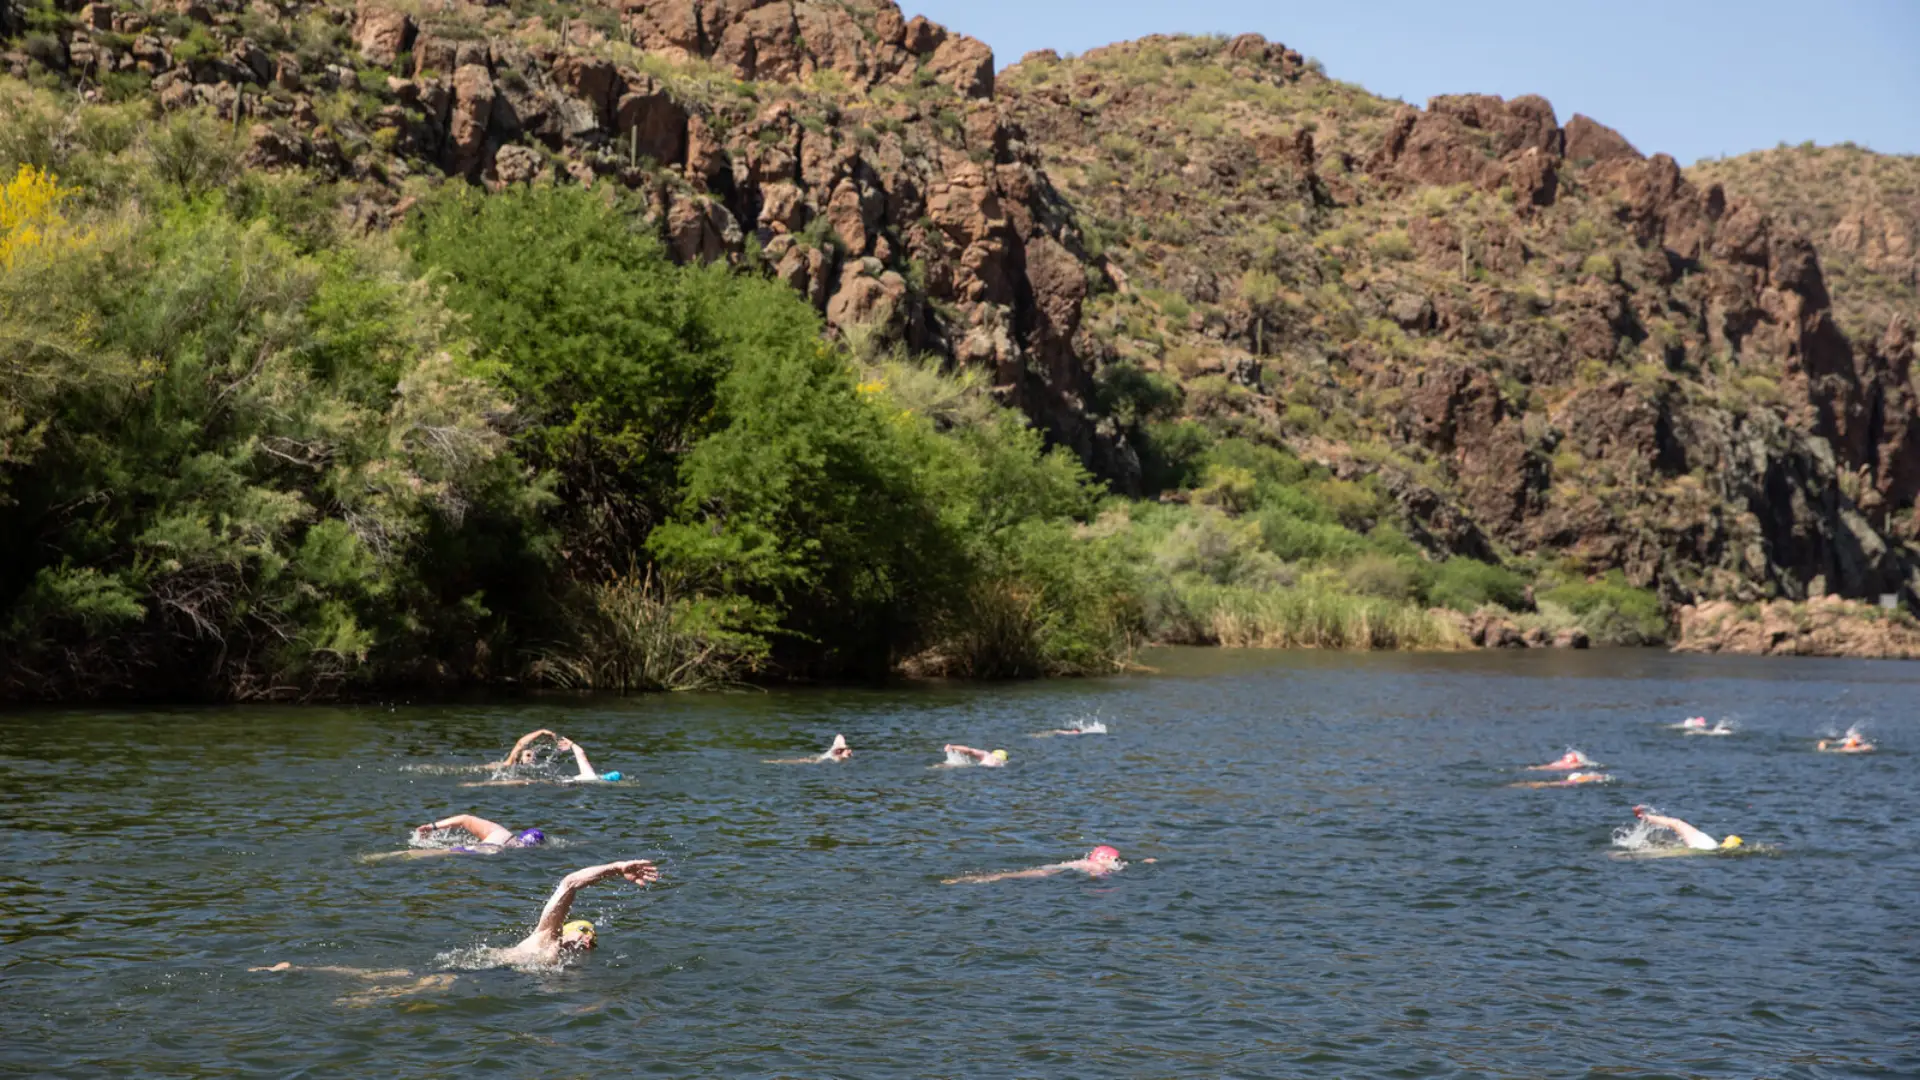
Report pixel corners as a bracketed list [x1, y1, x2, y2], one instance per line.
[1675, 595, 1920, 659]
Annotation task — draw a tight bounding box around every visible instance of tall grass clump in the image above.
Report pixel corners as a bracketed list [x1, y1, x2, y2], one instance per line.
[532, 568, 767, 692]
[1173, 583, 1464, 650]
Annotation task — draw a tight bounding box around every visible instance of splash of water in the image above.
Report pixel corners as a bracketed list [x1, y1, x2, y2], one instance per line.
[410, 827, 467, 850]
[1074, 719, 1109, 735]
[942, 749, 972, 767]
[1610, 818, 1667, 851]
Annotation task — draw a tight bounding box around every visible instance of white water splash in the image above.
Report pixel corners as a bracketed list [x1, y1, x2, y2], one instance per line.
[1610, 817, 1668, 851]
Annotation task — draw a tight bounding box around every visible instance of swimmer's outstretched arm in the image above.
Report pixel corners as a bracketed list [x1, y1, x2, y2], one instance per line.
[416, 814, 513, 845]
[943, 744, 990, 762]
[530, 860, 661, 943]
[489, 729, 557, 768]
[556, 738, 600, 781]
[1633, 807, 1717, 849]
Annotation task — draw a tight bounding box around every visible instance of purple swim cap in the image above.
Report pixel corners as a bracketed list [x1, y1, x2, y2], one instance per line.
[510, 828, 546, 847]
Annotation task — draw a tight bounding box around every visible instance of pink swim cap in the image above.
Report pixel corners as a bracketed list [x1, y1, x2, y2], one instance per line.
[1089, 845, 1121, 861]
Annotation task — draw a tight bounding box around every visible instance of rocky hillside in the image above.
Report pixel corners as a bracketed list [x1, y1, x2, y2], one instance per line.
[2, 0, 1129, 473]
[3, 5, 1917, 615]
[1689, 144, 1918, 341]
[1000, 35, 1920, 608]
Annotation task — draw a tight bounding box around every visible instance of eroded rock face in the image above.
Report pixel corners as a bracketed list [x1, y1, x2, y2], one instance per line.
[617, 0, 987, 94]
[1563, 114, 1641, 163]
[1371, 93, 1564, 212]
[1675, 595, 1920, 658]
[353, 2, 413, 67]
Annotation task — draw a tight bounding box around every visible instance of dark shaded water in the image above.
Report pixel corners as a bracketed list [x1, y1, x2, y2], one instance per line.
[3, 649, 1917, 1078]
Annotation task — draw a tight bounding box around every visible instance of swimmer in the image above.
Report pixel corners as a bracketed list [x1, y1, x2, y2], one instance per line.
[1629, 805, 1744, 852]
[944, 845, 1130, 884]
[765, 734, 853, 765]
[940, 744, 1009, 768]
[463, 737, 622, 786]
[1817, 727, 1875, 753]
[1032, 719, 1108, 738]
[1509, 771, 1614, 789]
[488, 728, 560, 768]
[361, 814, 548, 862]
[1527, 749, 1599, 771]
[1677, 716, 1708, 730]
[252, 859, 660, 975]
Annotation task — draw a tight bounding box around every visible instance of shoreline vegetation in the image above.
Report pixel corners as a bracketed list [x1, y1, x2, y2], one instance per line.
[0, 130, 1665, 704]
[1, 83, 1908, 704]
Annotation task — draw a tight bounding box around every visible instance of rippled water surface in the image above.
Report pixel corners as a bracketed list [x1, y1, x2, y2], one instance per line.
[4, 649, 1918, 1078]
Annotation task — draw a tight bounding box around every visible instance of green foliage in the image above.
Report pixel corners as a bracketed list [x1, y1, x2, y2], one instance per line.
[1540, 570, 1667, 645]
[407, 184, 1128, 680]
[0, 194, 542, 699]
[1427, 558, 1529, 613]
[405, 184, 732, 570]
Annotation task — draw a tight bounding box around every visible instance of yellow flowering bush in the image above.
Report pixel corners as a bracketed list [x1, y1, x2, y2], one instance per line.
[0, 165, 81, 269]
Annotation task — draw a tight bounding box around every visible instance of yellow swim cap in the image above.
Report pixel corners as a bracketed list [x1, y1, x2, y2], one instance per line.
[1720, 836, 1743, 850]
[990, 749, 1009, 762]
[563, 919, 595, 936]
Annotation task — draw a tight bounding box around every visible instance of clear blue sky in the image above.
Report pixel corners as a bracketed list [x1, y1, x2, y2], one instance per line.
[904, 0, 1920, 164]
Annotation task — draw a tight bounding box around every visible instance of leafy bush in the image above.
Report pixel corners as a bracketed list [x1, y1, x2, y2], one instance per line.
[1427, 558, 1529, 613]
[1540, 570, 1667, 645]
[0, 193, 541, 699]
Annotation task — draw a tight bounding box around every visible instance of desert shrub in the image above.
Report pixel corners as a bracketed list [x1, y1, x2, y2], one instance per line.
[1540, 570, 1667, 644]
[1343, 554, 1419, 601]
[1427, 558, 1529, 613]
[0, 194, 542, 699]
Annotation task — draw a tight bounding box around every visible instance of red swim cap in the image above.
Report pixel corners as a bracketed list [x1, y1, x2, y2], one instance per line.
[1089, 845, 1121, 861]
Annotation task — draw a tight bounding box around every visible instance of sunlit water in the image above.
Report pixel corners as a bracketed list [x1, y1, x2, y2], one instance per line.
[4, 649, 1916, 1078]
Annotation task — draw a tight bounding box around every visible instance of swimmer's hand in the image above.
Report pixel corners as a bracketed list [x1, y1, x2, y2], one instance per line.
[250, 962, 294, 972]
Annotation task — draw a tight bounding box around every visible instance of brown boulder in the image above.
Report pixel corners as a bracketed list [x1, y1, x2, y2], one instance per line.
[352, 3, 413, 67]
[927, 34, 994, 99]
[550, 55, 618, 127]
[1395, 110, 1491, 186]
[826, 262, 908, 330]
[757, 182, 806, 233]
[490, 143, 544, 185]
[615, 85, 688, 165]
[1552, 627, 1591, 649]
[1500, 145, 1558, 210]
[715, 4, 805, 81]
[1675, 596, 1920, 659]
[1430, 93, 1560, 156]
[448, 63, 495, 177]
[902, 14, 945, 55]
[666, 194, 741, 264]
[825, 178, 878, 255]
[244, 123, 307, 169]
[623, 0, 703, 61]
[1023, 235, 1086, 348]
[1563, 114, 1641, 164]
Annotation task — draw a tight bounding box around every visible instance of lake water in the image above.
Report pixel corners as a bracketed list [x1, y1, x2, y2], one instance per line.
[3, 648, 1916, 1078]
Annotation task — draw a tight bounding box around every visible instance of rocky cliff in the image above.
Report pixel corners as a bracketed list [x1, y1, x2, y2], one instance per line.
[1689, 145, 1918, 344]
[1000, 35, 1920, 609]
[4, 7, 1917, 616]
